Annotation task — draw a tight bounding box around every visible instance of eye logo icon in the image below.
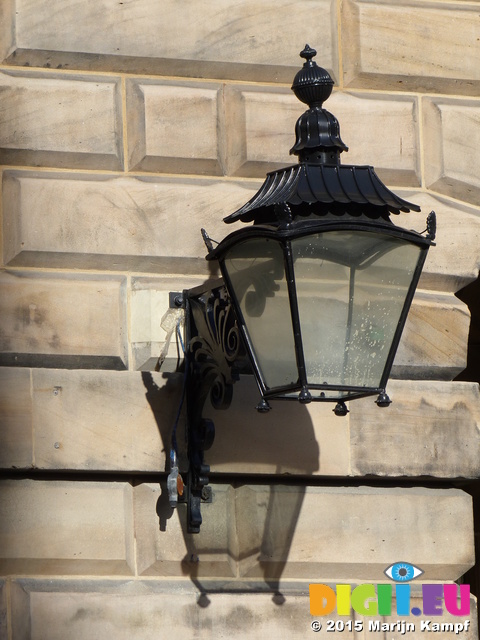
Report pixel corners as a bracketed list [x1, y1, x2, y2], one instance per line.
[384, 562, 424, 582]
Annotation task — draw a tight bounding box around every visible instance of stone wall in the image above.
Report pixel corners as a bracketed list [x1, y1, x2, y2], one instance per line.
[0, 1, 479, 638]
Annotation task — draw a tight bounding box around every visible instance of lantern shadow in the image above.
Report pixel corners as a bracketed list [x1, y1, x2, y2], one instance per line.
[141, 371, 320, 606]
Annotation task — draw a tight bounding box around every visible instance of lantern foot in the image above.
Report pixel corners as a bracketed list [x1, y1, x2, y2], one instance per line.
[256, 398, 272, 413]
[333, 401, 349, 416]
[376, 391, 392, 407]
[299, 387, 312, 404]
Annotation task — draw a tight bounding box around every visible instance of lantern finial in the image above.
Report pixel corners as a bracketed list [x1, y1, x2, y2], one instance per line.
[292, 44, 333, 108]
[290, 46, 348, 163]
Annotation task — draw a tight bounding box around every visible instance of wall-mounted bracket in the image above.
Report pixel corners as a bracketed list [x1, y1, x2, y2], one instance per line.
[171, 283, 243, 533]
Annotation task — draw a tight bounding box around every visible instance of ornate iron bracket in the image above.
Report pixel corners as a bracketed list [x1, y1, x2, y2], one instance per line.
[172, 283, 242, 533]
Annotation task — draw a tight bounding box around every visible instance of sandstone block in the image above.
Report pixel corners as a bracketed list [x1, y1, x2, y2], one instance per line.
[0, 0, 14, 61]
[0, 70, 123, 169]
[135, 483, 474, 582]
[208, 374, 348, 476]
[130, 281, 468, 382]
[6, 173, 479, 286]
[225, 86, 304, 177]
[0, 367, 33, 468]
[0, 271, 127, 369]
[8, 581, 333, 640]
[10, 580, 30, 639]
[235, 486, 473, 582]
[130, 275, 207, 371]
[127, 79, 222, 174]
[210, 379, 480, 479]
[135, 483, 235, 578]
[32, 369, 182, 472]
[12, 0, 337, 82]
[393, 191, 480, 293]
[350, 380, 480, 478]
[423, 97, 480, 207]
[342, 0, 480, 95]
[329, 92, 419, 186]
[393, 290, 469, 380]
[6, 179, 475, 287]
[8, 579, 477, 640]
[1, 373, 475, 478]
[2, 170, 249, 272]
[0, 479, 135, 575]
[227, 88, 420, 185]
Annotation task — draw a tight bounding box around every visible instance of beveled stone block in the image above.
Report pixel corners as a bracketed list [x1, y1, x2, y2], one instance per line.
[350, 380, 480, 478]
[0, 479, 135, 575]
[423, 97, 480, 206]
[211, 379, 480, 480]
[11, 0, 337, 82]
[225, 86, 304, 177]
[8, 582, 321, 640]
[130, 275, 207, 371]
[235, 486, 473, 582]
[0, 367, 33, 468]
[135, 483, 474, 582]
[342, 0, 480, 95]
[0, 70, 123, 169]
[131, 278, 468, 383]
[393, 191, 480, 293]
[209, 375, 349, 477]
[8, 579, 477, 640]
[328, 92, 419, 186]
[227, 88, 420, 185]
[0, 373, 475, 478]
[393, 290, 469, 380]
[0, 271, 127, 369]
[2, 170, 250, 272]
[127, 79, 222, 174]
[32, 369, 182, 471]
[134, 483, 235, 578]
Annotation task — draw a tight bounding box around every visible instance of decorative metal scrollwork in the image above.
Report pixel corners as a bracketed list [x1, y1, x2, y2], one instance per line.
[184, 285, 242, 533]
[426, 210, 436, 241]
[189, 288, 240, 411]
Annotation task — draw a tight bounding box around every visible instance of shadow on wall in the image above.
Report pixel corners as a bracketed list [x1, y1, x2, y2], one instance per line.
[141, 369, 320, 606]
[456, 273, 480, 384]
[455, 272, 480, 622]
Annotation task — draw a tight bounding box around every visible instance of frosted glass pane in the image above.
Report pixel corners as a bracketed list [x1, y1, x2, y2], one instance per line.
[224, 238, 298, 389]
[292, 231, 422, 391]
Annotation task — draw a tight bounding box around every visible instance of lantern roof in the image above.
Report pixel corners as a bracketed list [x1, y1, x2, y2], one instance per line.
[224, 45, 421, 226]
[224, 163, 420, 225]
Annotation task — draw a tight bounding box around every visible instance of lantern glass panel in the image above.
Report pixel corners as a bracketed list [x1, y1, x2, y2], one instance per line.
[224, 238, 298, 389]
[292, 230, 423, 397]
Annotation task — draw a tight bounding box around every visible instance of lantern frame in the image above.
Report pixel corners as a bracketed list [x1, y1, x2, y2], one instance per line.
[208, 215, 433, 410]
[165, 45, 436, 532]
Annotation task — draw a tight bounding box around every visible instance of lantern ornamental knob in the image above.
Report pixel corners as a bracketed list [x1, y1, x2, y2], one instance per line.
[291, 44, 334, 108]
[290, 45, 348, 162]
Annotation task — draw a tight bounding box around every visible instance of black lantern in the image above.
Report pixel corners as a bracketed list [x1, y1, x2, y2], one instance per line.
[169, 45, 435, 531]
[205, 44, 435, 414]
[209, 215, 431, 415]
